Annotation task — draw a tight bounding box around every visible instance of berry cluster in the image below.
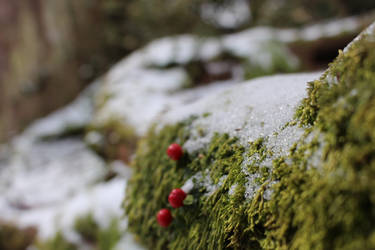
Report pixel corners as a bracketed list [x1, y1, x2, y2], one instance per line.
[156, 143, 187, 228]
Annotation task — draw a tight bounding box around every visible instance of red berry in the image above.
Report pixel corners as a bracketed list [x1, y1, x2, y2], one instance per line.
[167, 143, 183, 161]
[168, 188, 187, 208]
[157, 209, 173, 227]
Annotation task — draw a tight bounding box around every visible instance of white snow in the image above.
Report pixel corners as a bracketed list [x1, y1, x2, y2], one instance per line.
[23, 82, 98, 141]
[200, 0, 251, 29]
[0, 87, 144, 249]
[174, 72, 321, 199]
[93, 16, 362, 138]
[344, 20, 375, 52]
[322, 21, 375, 85]
[0, 139, 106, 209]
[0, 138, 104, 239]
[92, 17, 363, 202]
[0, 138, 143, 249]
[161, 73, 320, 152]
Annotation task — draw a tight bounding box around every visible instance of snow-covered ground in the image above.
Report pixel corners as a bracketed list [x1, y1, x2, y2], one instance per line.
[0, 89, 144, 249]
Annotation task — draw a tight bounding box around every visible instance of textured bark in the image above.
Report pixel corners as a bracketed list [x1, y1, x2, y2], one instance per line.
[0, 0, 107, 141]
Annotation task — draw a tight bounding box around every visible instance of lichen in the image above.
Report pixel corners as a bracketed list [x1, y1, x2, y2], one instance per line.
[125, 25, 375, 249]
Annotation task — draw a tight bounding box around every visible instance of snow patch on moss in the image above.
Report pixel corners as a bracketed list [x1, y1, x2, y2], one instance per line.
[160, 73, 319, 153]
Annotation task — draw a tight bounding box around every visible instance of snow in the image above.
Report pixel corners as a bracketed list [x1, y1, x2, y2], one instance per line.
[0, 137, 143, 248]
[200, 0, 251, 29]
[0, 87, 144, 249]
[181, 171, 227, 197]
[344, 20, 375, 52]
[92, 17, 362, 201]
[93, 66, 238, 136]
[173, 72, 321, 199]
[23, 82, 98, 140]
[161, 73, 320, 152]
[323, 21, 375, 85]
[115, 233, 145, 250]
[0, 138, 103, 238]
[93, 16, 362, 138]
[0, 139, 105, 208]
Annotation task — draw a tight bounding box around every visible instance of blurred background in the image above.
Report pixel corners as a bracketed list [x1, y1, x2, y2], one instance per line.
[1, 0, 375, 142]
[0, 1, 375, 249]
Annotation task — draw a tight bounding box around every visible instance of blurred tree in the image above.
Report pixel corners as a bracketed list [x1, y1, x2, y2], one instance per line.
[0, 0, 234, 142]
[0, 0, 106, 141]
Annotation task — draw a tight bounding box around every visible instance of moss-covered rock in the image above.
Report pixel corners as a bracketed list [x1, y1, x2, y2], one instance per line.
[125, 23, 375, 249]
[91, 17, 370, 161]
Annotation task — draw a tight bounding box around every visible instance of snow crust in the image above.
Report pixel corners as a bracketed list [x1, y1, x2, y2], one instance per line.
[161, 73, 319, 151]
[168, 73, 320, 200]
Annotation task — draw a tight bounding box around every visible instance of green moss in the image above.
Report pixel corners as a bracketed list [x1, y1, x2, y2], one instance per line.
[244, 42, 300, 80]
[97, 219, 122, 250]
[74, 213, 122, 249]
[39, 215, 122, 250]
[260, 27, 375, 249]
[87, 119, 138, 162]
[36, 232, 77, 250]
[125, 117, 270, 249]
[74, 213, 99, 243]
[125, 26, 375, 249]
